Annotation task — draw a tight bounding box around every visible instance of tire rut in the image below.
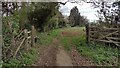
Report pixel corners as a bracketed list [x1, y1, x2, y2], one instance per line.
[56, 46, 73, 66]
[35, 38, 95, 66]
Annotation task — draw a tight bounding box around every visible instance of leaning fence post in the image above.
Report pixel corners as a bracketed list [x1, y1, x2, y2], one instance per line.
[86, 23, 90, 46]
[31, 26, 35, 46]
[118, 24, 120, 67]
[119, 24, 120, 43]
[24, 29, 28, 51]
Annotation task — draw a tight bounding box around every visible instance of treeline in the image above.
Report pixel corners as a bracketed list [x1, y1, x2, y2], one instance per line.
[68, 6, 89, 27]
[2, 2, 66, 32]
[27, 2, 66, 32]
[2, 2, 66, 66]
[2, 2, 66, 49]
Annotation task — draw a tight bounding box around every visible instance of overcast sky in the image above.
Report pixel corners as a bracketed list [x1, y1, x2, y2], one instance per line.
[59, 2, 99, 22]
[59, 0, 117, 22]
[3, 0, 117, 22]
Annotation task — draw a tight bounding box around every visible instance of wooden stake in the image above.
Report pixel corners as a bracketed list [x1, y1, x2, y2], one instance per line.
[86, 23, 90, 45]
[13, 38, 25, 58]
[31, 26, 35, 46]
[24, 29, 28, 51]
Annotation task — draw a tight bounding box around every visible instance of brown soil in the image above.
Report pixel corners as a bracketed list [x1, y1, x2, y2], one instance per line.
[35, 38, 58, 66]
[61, 31, 80, 37]
[69, 47, 96, 66]
[35, 38, 74, 66]
[35, 30, 95, 66]
[56, 46, 73, 66]
[35, 38, 95, 66]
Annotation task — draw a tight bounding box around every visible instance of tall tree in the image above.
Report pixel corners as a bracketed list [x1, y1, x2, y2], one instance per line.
[69, 6, 88, 26]
[28, 2, 62, 32]
[69, 6, 80, 26]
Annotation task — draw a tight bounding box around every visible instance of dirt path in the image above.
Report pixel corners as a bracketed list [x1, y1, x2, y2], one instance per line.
[35, 38, 74, 66]
[35, 38, 58, 66]
[35, 28, 95, 66]
[56, 46, 73, 66]
[70, 48, 95, 66]
[35, 38, 94, 66]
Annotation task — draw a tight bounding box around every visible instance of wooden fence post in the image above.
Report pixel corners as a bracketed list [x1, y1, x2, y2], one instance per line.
[86, 23, 90, 45]
[24, 29, 28, 51]
[34, 28, 37, 43]
[118, 24, 120, 67]
[118, 24, 120, 45]
[31, 26, 35, 46]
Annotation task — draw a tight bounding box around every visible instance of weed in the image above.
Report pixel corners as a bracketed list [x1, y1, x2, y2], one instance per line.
[3, 48, 38, 67]
[36, 29, 61, 45]
[77, 37, 118, 65]
[58, 27, 118, 65]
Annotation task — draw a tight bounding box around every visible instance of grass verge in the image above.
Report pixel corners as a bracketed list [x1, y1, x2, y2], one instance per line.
[59, 27, 118, 65]
[3, 28, 62, 67]
[76, 35, 118, 65]
[36, 29, 61, 46]
[60, 27, 85, 51]
[3, 48, 38, 68]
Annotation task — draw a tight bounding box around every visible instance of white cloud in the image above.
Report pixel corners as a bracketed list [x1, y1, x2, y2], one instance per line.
[59, 2, 99, 22]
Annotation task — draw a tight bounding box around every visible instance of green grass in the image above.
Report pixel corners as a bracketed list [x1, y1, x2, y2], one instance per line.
[3, 48, 38, 67]
[49, 29, 61, 37]
[58, 27, 118, 65]
[4, 27, 118, 67]
[59, 27, 85, 51]
[36, 28, 61, 45]
[21, 48, 38, 65]
[36, 32, 53, 45]
[36, 27, 119, 65]
[76, 36, 118, 65]
[60, 37, 72, 51]
[77, 41, 118, 65]
[60, 36, 82, 51]
[2, 28, 61, 67]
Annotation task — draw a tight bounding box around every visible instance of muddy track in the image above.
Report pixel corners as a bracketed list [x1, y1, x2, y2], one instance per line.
[69, 47, 96, 66]
[56, 46, 73, 66]
[35, 38, 58, 66]
[35, 38, 95, 66]
[35, 38, 74, 66]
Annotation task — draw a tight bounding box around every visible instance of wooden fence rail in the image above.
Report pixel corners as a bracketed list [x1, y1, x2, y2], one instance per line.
[13, 26, 36, 58]
[86, 23, 120, 47]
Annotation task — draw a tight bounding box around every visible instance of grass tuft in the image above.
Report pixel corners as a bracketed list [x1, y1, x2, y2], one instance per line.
[3, 48, 38, 67]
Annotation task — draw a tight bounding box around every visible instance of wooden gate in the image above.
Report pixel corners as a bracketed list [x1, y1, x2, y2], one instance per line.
[86, 23, 120, 47]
